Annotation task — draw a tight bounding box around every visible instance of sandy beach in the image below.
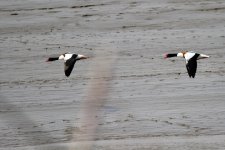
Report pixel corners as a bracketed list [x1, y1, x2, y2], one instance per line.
[1, 0, 225, 149]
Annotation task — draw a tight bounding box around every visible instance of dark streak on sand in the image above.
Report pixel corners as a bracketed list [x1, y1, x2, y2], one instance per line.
[71, 4, 106, 9]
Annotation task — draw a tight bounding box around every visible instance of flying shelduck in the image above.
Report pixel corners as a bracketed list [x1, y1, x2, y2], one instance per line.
[164, 51, 209, 78]
[46, 53, 88, 77]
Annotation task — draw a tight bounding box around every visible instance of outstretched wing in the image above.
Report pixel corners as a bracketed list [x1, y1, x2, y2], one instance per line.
[64, 57, 76, 77]
[186, 58, 197, 78]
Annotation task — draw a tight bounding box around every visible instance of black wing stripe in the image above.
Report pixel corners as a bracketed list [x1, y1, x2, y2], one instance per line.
[64, 58, 76, 77]
[186, 58, 197, 78]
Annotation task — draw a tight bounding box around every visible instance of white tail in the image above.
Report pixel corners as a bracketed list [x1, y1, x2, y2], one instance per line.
[198, 54, 210, 60]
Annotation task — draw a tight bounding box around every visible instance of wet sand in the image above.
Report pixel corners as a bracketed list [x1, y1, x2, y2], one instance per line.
[1, 0, 225, 149]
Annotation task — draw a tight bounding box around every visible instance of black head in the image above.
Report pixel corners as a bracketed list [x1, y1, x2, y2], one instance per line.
[164, 53, 177, 59]
[46, 57, 59, 62]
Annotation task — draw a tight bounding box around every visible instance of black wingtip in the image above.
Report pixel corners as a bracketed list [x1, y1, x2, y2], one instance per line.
[188, 74, 195, 78]
[65, 73, 70, 77]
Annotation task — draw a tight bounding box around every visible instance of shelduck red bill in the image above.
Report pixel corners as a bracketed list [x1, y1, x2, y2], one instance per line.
[164, 53, 168, 59]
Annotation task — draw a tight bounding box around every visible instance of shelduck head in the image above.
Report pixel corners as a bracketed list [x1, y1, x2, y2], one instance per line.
[46, 53, 67, 62]
[46, 56, 59, 62]
[164, 53, 176, 59]
[164, 50, 187, 59]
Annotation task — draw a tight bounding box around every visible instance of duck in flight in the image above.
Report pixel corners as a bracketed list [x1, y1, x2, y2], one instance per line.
[164, 51, 209, 78]
[46, 53, 88, 77]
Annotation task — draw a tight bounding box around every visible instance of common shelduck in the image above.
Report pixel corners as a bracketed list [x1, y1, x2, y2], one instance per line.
[164, 51, 209, 78]
[46, 53, 88, 77]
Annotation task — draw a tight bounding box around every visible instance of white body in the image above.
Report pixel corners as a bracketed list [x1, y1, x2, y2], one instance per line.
[59, 53, 84, 61]
[177, 51, 209, 62]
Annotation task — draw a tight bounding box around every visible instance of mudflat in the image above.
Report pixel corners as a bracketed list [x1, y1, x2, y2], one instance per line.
[1, 0, 225, 149]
